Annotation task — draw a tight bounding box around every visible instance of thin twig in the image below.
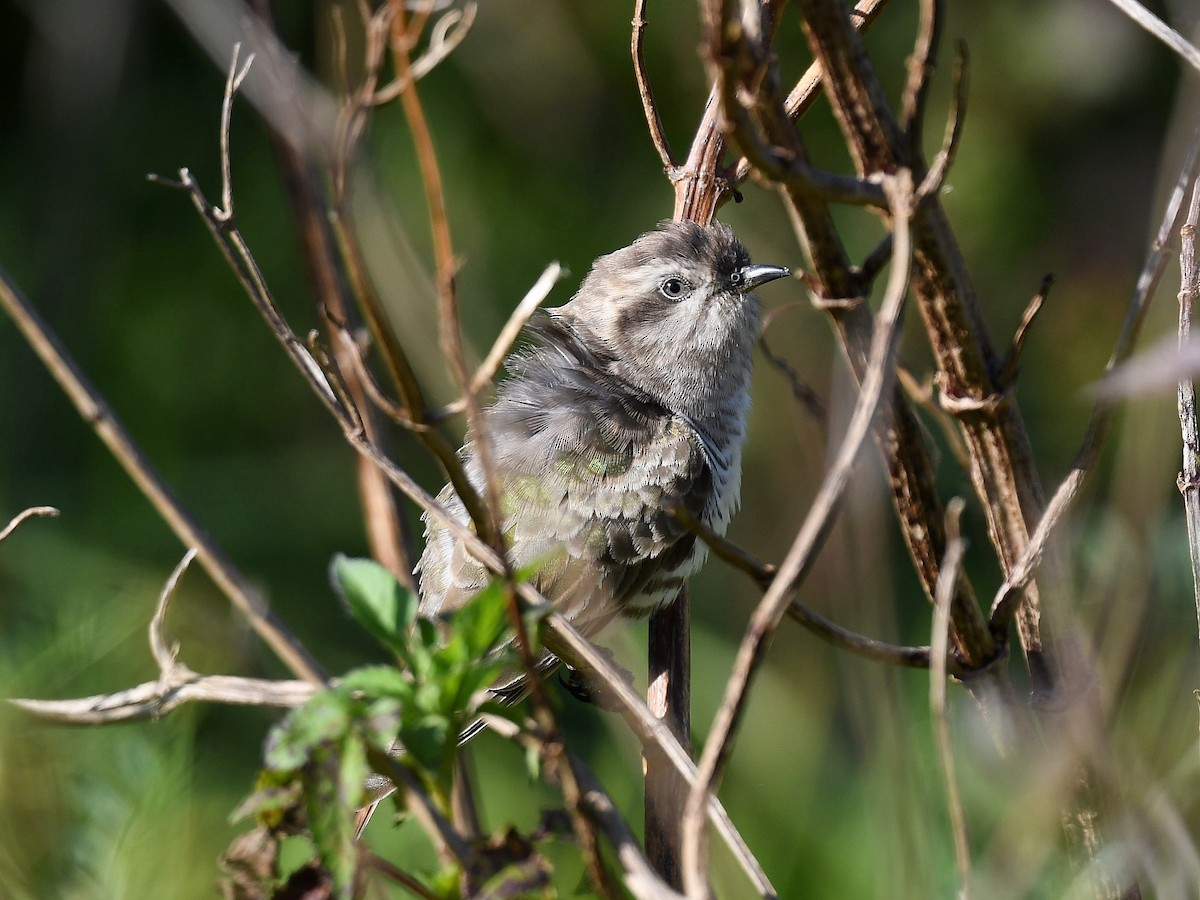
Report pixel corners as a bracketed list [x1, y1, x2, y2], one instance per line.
[432, 262, 564, 420]
[216, 45, 255, 222]
[674, 505, 943, 670]
[991, 122, 1200, 631]
[899, 0, 941, 158]
[930, 499, 971, 898]
[0, 265, 326, 686]
[1177, 175, 1200, 645]
[388, 2, 504, 550]
[681, 171, 915, 899]
[731, 0, 890, 187]
[1104, 0, 1200, 74]
[632, 0, 678, 174]
[483, 715, 688, 900]
[12, 546, 318, 723]
[371, 3, 477, 106]
[364, 855, 441, 900]
[11, 677, 316, 725]
[149, 548, 198, 671]
[916, 40, 969, 202]
[247, 0, 418, 584]
[0, 506, 59, 543]
[998, 273, 1054, 388]
[758, 303, 826, 421]
[541, 616, 777, 899]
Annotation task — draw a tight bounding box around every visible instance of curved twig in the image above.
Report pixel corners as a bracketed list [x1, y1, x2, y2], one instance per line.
[0, 506, 59, 544]
[632, 0, 678, 174]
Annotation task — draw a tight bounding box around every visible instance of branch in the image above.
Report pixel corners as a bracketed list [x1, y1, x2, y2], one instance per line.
[631, 0, 678, 174]
[1179, 174, 1200, 648]
[0, 506, 59, 543]
[930, 500, 971, 896]
[674, 506, 942, 671]
[12, 550, 316, 724]
[991, 121, 1200, 633]
[0, 264, 326, 686]
[681, 171, 915, 899]
[1104, 0, 1200, 74]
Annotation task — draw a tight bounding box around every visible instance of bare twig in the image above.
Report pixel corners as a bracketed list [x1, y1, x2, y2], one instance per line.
[216, 45, 255, 222]
[149, 548, 198, 671]
[432, 262, 564, 421]
[681, 171, 915, 899]
[899, 0, 941, 158]
[13, 549, 315, 724]
[388, 2, 505, 552]
[916, 40, 969, 202]
[991, 122, 1200, 632]
[1104, 0, 1200, 74]
[247, 0, 418, 584]
[483, 715, 689, 900]
[11, 677, 316, 725]
[731, 0, 890, 187]
[542, 615, 777, 898]
[632, 0, 677, 174]
[674, 505, 944, 671]
[930, 500, 971, 898]
[1177, 175, 1200, 644]
[0, 265, 325, 686]
[0, 506, 59, 543]
[371, 3, 477, 106]
[998, 273, 1054, 388]
[758, 303, 826, 421]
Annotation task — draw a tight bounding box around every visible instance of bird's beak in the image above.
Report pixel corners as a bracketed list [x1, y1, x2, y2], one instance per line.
[737, 264, 791, 292]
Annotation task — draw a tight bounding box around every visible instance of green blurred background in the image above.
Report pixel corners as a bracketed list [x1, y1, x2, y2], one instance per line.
[2, 0, 1198, 896]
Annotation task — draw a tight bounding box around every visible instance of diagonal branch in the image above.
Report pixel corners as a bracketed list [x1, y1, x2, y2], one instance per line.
[12, 550, 316, 724]
[681, 171, 915, 899]
[0, 265, 326, 686]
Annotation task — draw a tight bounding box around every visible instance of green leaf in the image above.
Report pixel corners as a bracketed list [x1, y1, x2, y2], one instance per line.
[329, 554, 417, 657]
[265, 691, 352, 772]
[338, 664, 410, 700]
[451, 579, 513, 658]
[400, 715, 451, 772]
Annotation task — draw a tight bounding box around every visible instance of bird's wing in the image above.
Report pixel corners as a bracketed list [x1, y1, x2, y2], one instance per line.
[417, 317, 712, 631]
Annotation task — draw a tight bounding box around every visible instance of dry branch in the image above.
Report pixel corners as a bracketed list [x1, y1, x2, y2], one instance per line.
[0, 506, 59, 543]
[12, 550, 316, 724]
[681, 170, 916, 899]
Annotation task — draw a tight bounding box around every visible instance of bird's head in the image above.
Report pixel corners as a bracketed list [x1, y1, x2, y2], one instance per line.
[553, 221, 791, 421]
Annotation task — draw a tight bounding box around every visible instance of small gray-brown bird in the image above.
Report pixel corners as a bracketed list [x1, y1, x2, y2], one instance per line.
[418, 220, 790, 642]
[355, 221, 789, 838]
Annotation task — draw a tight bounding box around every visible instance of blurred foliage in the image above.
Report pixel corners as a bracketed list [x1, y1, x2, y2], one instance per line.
[1, 0, 1198, 897]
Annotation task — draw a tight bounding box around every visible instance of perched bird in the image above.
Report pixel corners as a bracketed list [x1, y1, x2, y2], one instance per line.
[355, 221, 788, 839]
[418, 220, 790, 647]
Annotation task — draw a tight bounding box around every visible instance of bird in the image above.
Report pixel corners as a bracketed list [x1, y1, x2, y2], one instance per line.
[354, 220, 789, 839]
[417, 219, 790, 658]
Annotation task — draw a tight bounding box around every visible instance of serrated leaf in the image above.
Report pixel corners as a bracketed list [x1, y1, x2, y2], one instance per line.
[329, 554, 416, 657]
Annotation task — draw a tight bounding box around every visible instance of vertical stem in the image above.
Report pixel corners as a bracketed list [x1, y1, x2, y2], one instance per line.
[645, 586, 692, 889]
[1176, 178, 1200, 645]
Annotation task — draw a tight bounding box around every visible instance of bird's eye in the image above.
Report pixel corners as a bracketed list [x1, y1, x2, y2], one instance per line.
[729, 271, 743, 287]
[659, 277, 689, 300]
